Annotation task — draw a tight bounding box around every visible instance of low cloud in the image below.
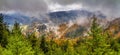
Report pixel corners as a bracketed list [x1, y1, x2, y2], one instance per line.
[50, 0, 120, 17]
[0, 0, 48, 13]
[0, 0, 120, 17]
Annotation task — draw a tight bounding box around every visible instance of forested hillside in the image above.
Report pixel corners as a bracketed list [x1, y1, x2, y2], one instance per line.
[0, 13, 120, 55]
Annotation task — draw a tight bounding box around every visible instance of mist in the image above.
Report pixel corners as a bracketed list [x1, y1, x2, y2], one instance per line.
[50, 0, 120, 18]
[0, 0, 48, 16]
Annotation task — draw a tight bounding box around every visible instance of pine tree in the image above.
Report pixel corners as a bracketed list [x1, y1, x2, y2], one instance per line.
[6, 34, 34, 55]
[5, 22, 34, 55]
[88, 15, 111, 54]
[28, 33, 44, 55]
[0, 14, 9, 47]
[64, 40, 78, 55]
[12, 21, 21, 34]
[46, 39, 64, 55]
[40, 35, 48, 54]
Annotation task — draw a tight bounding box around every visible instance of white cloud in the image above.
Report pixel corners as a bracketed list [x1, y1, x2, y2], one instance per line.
[48, 3, 83, 12]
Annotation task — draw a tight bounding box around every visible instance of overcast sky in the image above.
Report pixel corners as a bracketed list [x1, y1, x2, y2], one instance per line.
[0, 0, 120, 17]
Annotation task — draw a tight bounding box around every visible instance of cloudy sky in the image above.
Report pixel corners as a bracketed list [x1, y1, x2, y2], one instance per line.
[0, 0, 120, 17]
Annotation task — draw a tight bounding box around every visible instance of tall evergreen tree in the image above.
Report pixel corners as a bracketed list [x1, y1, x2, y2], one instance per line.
[6, 34, 35, 55]
[12, 21, 21, 34]
[88, 15, 112, 54]
[64, 40, 78, 55]
[5, 22, 34, 55]
[40, 35, 48, 53]
[28, 33, 44, 55]
[0, 14, 9, 47]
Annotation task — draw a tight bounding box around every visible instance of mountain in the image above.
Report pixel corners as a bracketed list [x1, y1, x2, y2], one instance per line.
[106, 18, 120, 32]
[1, 9, 106, 26]
[1, 12, 41, 25]
[2, 13, 31, 25]
[0, 10, 108, 38]
[105, 18, 120, 38]
[48, 10, 106, 24]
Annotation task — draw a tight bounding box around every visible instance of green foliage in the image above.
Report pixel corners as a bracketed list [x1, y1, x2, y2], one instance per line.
[64, 40, 78, 55]
[87, 16, 112, 54]
[12, 21, 21, 34]
[5, 22, 34, 55]
[6, 34, 34, 55]
[46, 40, 64, 55]
[0, 14, 9, 47]
[28, 33, 44, 55]
[40, 35, 48, 54]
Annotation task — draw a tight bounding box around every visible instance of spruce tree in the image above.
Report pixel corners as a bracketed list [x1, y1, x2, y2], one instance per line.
[0, 14, 9, 47]
[64, 40, 78, 55]
[5, 22, 34, 55]
[12, 21, 21, 34]
[88, 15, 111, 54]
[28, 33, 44, 55]
[6, 34, 34, 55]
[40, 35, 48, 53]
[46, 39, 64, 55]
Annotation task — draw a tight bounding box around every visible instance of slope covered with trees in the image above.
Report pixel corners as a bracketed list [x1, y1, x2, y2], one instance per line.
[0, 14, 120, 55]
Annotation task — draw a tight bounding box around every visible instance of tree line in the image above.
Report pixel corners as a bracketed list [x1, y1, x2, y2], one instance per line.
[0, 14, 120, 55]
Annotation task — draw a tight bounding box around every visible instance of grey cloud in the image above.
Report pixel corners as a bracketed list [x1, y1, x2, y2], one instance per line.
[0, 0, 48, 13]
[51, 0, 118, 8]
[0, 0, 120, 17]
[51, 0, 80, 5]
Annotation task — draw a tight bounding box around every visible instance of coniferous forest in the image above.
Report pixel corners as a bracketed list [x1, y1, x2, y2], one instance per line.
[0, 12, 120, 55]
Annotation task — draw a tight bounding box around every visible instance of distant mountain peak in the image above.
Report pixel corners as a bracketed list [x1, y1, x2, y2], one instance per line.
[0, 9, 106, 26]
[48, 9, 106, 25]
